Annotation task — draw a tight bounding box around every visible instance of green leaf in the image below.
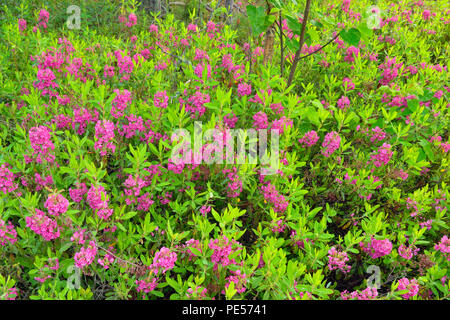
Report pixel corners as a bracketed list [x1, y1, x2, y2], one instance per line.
[406, 99, 419, 114]
[246, 5, 267, 36]
[357, 22, 373, 42]
[340, 28, 361, 46]
[419, 139, 435, 162]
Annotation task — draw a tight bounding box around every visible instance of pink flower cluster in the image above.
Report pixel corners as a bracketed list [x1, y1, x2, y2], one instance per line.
[98, 250, 115, 269]
[341, 287, 378, 300]
[111, 89, 132, 118]
[223, 112, 238, 128]
[434, 235, 450, 261]
[123, 174, 147, 205]
[69, 182, 88, 203]
[74, 241, 98, 268]
[344, 46, 360, 63]
[342, 78, 355, 91]
[327, 247, 351, 273]
[184, 91, 210, 118]
[271, 219, 287, 233]
[252, 111, 268, 129]
[379, 57, 403, 86]
[0, 219, 17, 246]
[356, 126, 386, 143]
[28, 126, 55, 164]
[154, 90, 168, 109]
[136, 278, 158, 294]
[224, 270, 247, 294]
[186, 286, 207, 299]
[222, 167, 243, 198]
[3, 287, 18, 300]
[360, 237, 393, 259]
[271, 116, 293, 135]
[25, 209, 60, 241]
[237, 83, 252, 97]
[94, 120, 116, 156]
[126, 13, 137, 27]
[44, 193, 69, 216]
[38, 9, 49, 30]
[370, 143, 393, 167]
[0, 164, 18, 194]
[34, 68, 58, 96]
[18, 18, 27, 32]
[398, 244, 419, 260]
[397, 278, 419, 299]
[86, 185, 113, 220]
[151, 247, 177, 274]
[337, 96, 350, 110]
[321, 131, 341, 157]
[298, 130, 319, 148]
[209, 236, 241, 270]
[70, 229, 86, 245]
[261, 183, 289, 213]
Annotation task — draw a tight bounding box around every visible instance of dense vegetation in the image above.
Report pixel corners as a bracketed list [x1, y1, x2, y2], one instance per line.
[0, 0, 448, 300]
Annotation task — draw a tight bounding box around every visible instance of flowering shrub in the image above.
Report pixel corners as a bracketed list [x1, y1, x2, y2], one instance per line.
[0, 0, 448, 301]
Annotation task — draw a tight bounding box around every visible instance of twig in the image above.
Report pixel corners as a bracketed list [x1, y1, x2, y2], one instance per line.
[279, 12, 284, 77]
[296, 33, 339, 61]
[287, 0, 311, 87]
[97, 245, 141, 268]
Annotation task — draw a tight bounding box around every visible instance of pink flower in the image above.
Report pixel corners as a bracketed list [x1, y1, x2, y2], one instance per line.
[370, 143, 393, 167]
[337, 96, 350, 110]
[223, 167, 243, 198]
[86, 185, 109, 211]
[3, 287, 18, 300]
[152, 247, 177, 274]
[26, 209, 60, 241]
[154, 91, 168, 109]
[136, 278, 158, 293]
[271, 116, 293, 135]
[398, 244, 419, 260]
[44, 193, 69, 216]
[342, 78, 355, 91]
[28, 126, 55, 164]
[252, 111, 268, 129]
[199, 205, 212, 216]
[328, 247, 351, 273]
[69, 182, 88, 203]
[18, 18, 27, 32]
[344, 46, 359, 63]
[0, 219, 17, 246]
[261, 183, 289, 213]
[321, 131, 341, 157]
[397, 278, 419, 299]
[74, 241, 97, 268]
[71, 229, 86, 245]
[209, 236, 241, 270]
[299, 131, 319, 148]
[341, 287, 378, 300]
[94, 120, 116, 156]
[360, 237, 392, 259]
[187, 24, 197, 32]
[0, 164, 18, 194]
[149, 24, 159, 33]
[111, 89, 132, 119]
[434, 235, 450, 261]
[126, 13, 137, 27]
[223, 270, 247, 294]
[237, 83, 252, 97]
[38, 9, 50, 30]
[223, 113, 238, 128]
